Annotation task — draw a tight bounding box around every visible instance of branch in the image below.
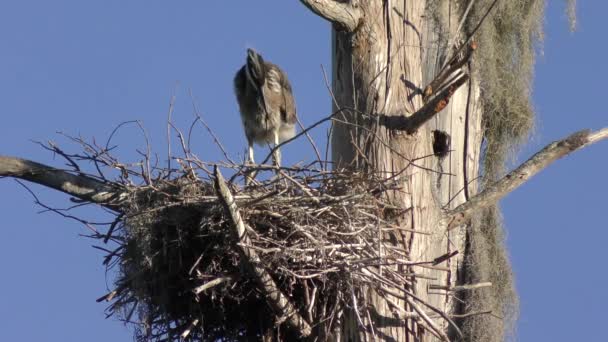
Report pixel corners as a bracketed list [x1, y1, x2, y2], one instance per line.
[378, 73, 469, 134]
[179, 319, 199, 340]
[298, 0, 362, 32]
[214, 167, 312, 337]
[446, 128, 608, 230]
[429, 282, 492, 292]
[0, 155, 122, 208]
[193, 276, 233, 295]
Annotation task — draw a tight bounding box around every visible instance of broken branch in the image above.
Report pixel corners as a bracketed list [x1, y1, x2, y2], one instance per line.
[298, 0, 362, 32]
[378, 73, 469, 134]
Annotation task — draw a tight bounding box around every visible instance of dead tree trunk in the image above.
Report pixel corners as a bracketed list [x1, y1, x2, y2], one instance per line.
[328, 2, 480, 340]
[303, 0, 532, 341]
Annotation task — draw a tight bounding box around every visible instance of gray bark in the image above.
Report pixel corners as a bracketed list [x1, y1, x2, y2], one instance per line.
[0, 155, 121, 207]
[328, 1, 481, 340]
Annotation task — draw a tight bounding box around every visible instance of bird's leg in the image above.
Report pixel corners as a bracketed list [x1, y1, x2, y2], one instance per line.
[245, 142, 257, 186]
[272, 130, 281, 168]
[248, 143, 255, 165]
[270, 130, 285, 187]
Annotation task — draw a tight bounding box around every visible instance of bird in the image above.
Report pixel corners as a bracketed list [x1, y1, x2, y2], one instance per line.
[234, 48, 296, 167]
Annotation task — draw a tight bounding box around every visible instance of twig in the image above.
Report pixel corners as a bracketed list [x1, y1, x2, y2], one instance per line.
[179, 319, 199, 339]
[432, 250, 459, 266]
[402, 294, 449, 342]
[429, 282, 492, 292]
[320, 64, 339, 170]
[444, 0, 477, 58]
[96, 284, 127, 302]
[189, 89, 236, 164]
[440, 0, 501, 70]
[261, 109, 342, 165]
[297, 117, 323, 165]
[103, 213, 124, 243]
[450, 310, 493, 319]
[193, 277, 232, 295]
[166, 83, 178, 173]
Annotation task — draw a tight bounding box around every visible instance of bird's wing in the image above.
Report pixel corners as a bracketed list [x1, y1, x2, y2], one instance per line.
[260, 64, 282, 120]
[233, 66, 247, 105]
[276, 67, 297, 125]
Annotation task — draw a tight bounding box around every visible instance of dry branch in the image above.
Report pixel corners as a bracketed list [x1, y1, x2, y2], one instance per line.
[298, 0, 362, 32]
[429, 282, 492, 292]
[0, 155, 121, 207]
[180, 319, 200, 340]
[446, 128, 608, 230]
[214, 167, 313, 338]
[193, 276, 233, 295]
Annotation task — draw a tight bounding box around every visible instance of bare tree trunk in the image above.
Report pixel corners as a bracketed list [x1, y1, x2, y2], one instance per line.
[329, 1, 481, 340]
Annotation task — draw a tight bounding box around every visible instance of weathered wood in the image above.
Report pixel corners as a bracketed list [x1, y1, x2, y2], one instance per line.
[298, 0, 362, 32]
[327, 1, 480, 340]
[0, 155, 121, 206]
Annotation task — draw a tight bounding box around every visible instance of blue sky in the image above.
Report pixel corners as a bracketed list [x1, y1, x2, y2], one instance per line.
[0, 1, 605, 341]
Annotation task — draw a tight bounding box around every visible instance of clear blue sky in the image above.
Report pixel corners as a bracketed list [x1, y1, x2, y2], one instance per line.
[0, 1, 604, 341]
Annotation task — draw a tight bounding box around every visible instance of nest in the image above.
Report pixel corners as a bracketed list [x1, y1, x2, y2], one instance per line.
[38, 122, 467, 341]
[91, 160, 457, 341]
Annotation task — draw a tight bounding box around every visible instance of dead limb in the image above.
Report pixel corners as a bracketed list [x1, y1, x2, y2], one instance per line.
[0, 155, 122, 208]
[378, 73, 469, 134]
[447, 128, 608, 230]
[193, 276, 233, 295]
[179, 319, 200, 339]
[214, 167, 312, 337]
[298, 0, 362, 32]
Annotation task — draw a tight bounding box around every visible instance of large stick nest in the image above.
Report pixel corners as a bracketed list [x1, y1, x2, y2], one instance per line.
[41, 130, 462, 341]
[103, 164, 424, 341]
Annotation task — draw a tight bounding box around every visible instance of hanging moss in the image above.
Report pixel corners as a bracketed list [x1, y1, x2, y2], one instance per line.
[463, 1, 544, 341]
[470, 0, 544, 182]
[566, 0, 577, 32]
[427, 1, 563, 341]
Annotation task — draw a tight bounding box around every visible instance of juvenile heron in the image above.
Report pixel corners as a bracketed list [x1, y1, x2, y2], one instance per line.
[234, 48, 296, 167]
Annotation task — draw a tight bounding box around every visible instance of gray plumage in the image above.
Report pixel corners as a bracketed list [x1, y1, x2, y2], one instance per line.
[234, 48, 296, 165]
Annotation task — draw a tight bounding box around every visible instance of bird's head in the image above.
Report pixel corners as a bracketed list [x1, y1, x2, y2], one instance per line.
[245, 48, 266, 87]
